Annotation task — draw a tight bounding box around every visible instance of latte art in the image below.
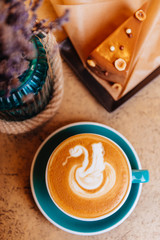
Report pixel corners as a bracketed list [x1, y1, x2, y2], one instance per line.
[47, 134, 130, 219]
[63, 142, 116, 198]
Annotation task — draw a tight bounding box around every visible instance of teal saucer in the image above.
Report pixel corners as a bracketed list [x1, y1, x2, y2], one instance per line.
[30, 122, 142, 235]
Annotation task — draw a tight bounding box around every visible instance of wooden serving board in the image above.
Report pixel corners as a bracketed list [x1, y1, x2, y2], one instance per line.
[60, 38, 160, 112]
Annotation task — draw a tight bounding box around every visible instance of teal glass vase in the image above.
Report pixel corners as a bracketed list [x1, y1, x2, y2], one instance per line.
[0, 36, 53, 121]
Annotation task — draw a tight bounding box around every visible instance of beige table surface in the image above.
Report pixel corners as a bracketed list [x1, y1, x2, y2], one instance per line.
[1, 1, 160, 239]
[0, 61, 160, 240]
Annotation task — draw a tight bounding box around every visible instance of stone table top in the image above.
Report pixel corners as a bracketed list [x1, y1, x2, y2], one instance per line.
[0, 60, 160, 239]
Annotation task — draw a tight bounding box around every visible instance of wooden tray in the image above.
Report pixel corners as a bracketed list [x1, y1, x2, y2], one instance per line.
[60, 38, 160, 112]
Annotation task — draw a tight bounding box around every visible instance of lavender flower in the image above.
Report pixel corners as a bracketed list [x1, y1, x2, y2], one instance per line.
[0, 0, 69, 96]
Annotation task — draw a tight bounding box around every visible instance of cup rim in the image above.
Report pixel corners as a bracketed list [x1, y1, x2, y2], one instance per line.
[45, 132, 132, 221]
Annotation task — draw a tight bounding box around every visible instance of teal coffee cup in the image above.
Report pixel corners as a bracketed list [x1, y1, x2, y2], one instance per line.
[31, 122, 150, 234]
[45, 132, 149, 221]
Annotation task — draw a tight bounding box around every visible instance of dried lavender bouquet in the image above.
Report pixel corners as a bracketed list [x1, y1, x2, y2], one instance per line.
[0, 0, 69, 97]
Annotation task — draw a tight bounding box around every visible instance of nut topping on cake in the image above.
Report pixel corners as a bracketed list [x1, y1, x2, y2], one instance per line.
[128, 33, 133, 38]
[87, 59, 96, 67]
[126, 28, 132, 34]
[119, 45, 124, 50]
[104, 71, 109, 76]
[110, 46, 115, 52]
[112, 83, 122, 91]
[126, 28, 133, 38]
[135, 10, 146, 21]
[114, 58, 127, 71]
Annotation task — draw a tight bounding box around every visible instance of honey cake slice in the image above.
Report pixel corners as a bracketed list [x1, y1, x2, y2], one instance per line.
[86, 3, 148, 86]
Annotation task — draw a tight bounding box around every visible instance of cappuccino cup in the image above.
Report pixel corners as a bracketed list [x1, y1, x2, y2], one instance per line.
[45, 133, 149, 221]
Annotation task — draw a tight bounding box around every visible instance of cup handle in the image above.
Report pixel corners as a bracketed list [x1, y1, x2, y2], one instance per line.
[132, 170, 149, 183]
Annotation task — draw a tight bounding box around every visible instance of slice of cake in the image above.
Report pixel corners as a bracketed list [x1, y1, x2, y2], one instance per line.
[86, 3, 148, 85]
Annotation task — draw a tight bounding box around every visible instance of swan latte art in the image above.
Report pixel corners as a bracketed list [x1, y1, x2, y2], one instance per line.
[46, 134, 131, 220]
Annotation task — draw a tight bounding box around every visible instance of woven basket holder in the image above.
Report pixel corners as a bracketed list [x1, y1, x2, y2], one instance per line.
[0, 32, 63, 134]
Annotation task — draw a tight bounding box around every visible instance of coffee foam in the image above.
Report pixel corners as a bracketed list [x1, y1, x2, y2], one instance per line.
[47, 134, 130, 219]
[64, 142, 116, 198]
